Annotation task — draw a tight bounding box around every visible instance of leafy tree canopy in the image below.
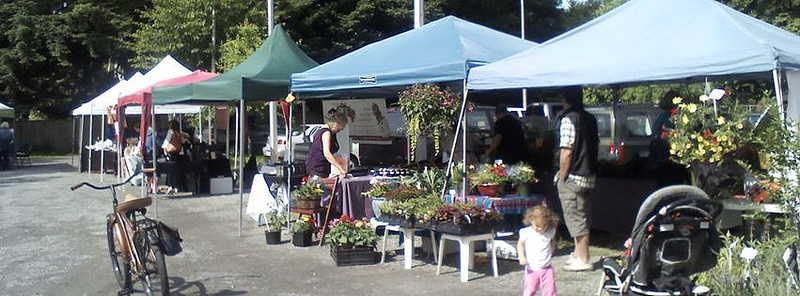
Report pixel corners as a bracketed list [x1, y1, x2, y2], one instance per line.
[0, 0, 146, 119]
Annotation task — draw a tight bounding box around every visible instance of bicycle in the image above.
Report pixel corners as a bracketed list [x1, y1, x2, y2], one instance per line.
[71, 171, 169, 295]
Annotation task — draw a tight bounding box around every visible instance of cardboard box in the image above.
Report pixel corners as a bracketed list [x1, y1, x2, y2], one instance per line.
[210, 177, 233, 194]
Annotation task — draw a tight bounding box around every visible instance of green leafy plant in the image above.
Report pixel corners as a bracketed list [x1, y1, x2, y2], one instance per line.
[324, 215, 377, 249]
[295, 179, 326, 200]
[398, 83, 462, 161]
[264, 212, 284, 232]
[290, 216, 315, 234]
[384, 186, 424, 202]
[411, 166, 446, 195]
[361, 181, 392, 199]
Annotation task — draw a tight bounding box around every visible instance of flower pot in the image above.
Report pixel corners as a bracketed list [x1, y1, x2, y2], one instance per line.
[292, 231, 313, 247]
[330, 246, 376, 266]
[477, 183, 501, 197]
[265, 230, 282, 245]
[517, 183, 531, 197]
[296, 197, 321, 210]
[371, 197, 386, 218]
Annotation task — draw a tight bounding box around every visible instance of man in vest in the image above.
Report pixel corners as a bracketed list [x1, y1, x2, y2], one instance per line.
[555, 86, 599, 272]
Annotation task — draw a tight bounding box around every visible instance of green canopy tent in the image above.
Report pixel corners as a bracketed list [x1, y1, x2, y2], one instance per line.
[151, 25, 318, 235]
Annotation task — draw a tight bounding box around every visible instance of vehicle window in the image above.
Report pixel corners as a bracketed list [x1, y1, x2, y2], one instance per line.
[386, 111, 407, 137]
[467, 111, 492, 131]
[594, 114, 612, 137]
[625, 113, 652, 137]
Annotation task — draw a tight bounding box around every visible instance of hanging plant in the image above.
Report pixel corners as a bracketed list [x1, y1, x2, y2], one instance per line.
[398, 84, 461, 161]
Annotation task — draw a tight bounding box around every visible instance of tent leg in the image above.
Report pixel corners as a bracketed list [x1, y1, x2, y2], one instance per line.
[239, 99, 245, 237]
[101, 113, 105, 182]
[89, 113, 93, 177]
[441, 81, 469, 200]
[226, 106, 231, 158]
[287, 97, 294, 225]
[153, 105, 158, 219]
[79, 115, 84, 172]
[773, 69, 786, 120]
[72, 117, 76, 166]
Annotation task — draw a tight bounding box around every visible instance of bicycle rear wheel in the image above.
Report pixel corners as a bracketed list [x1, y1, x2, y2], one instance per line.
[107, 220, 131, 290]
[136, 230, 169, 296]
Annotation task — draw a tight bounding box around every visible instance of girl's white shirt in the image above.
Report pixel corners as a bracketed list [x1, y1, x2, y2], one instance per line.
[519, 226, 555, 270]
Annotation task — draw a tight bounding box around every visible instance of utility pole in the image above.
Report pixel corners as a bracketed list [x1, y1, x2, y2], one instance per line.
[414, 0, 424, 28]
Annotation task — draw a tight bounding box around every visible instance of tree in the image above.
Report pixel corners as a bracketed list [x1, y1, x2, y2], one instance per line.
[0, 0, 147, 119]
[131, 0, 267, 71]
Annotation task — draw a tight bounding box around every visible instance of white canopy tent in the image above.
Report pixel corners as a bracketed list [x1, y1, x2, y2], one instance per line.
[73, 55, 199, 180]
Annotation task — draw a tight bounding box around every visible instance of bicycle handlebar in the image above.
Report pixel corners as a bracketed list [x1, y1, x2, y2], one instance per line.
[70, 171, 142, 191]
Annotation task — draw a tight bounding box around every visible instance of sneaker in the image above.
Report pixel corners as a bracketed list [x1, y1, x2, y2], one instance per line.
[566, 252, 582, 265]
[563, 260, 594, 272]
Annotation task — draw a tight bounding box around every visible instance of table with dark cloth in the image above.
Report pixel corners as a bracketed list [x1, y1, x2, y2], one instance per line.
[338, 175, 375, 219]
[444, 194, 547, 215]
[80, 149, 117, 173]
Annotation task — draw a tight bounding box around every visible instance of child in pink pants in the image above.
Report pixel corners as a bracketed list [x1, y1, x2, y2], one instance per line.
[518, 206, 559, 296]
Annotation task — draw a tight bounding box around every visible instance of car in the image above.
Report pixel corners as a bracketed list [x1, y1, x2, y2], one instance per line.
[262, 124, 326, 161]
[585, 104, 663, 163]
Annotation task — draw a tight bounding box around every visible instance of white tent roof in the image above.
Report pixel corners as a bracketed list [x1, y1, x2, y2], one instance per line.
[73, 55, 194, 116]
[468, 0, 800, 90]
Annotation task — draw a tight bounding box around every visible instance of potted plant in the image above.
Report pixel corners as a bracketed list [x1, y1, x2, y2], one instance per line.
[290, 216, 315, 247]
[469, 164, 509, 197]
[263, 212, 284, 245]
[295, 178, 326, 209]
[379, 186, 425, 226]
[325, 214, 378, 266]
[398, 84, 462, 161]
[506, 163, 538, 196]
[361, 180, 393, 218]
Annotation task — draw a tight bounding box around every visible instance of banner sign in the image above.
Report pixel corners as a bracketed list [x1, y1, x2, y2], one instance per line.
[322, 99, 391, 143]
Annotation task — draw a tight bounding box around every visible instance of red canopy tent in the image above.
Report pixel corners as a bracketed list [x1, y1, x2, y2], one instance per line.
[117, 70, 218, 154]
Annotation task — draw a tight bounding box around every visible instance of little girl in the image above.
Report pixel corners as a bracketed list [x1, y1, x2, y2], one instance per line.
[518, 205, 560, 296]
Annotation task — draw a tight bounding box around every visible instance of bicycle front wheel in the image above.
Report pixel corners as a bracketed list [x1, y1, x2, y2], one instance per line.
[136, 231, 169, 296]
[107, 220, 131, 290]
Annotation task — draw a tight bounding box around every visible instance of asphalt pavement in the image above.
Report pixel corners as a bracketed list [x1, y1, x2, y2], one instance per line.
[0, 156, 617, 295]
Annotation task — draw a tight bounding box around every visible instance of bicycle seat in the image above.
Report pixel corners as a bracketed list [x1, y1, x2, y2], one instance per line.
[117, 194, 152, 213]
[142, 168, 156, 174]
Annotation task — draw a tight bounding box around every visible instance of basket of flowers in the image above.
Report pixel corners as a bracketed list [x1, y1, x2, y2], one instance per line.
[470, 164, 510, 197]
[325, 215, 378, 266]
[295, 177, 326, 209]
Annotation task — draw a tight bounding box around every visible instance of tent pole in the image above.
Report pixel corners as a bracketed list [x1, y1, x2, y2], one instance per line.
[89, 110, 93, 177]
[234, 106, 240, 175]
[773, 69, 786, 120]
[71, 117, 76, 166]
[199, 109, 203, 143]
[226, 106, 231, 158]
[101, 113, 105, 182]
[461, 88, 468, 201]
[441, 81, 469, 200]
[239, 99, 245, 237]
[287, 96, 296, 225]
[208, 109, 212, 143]
[79, 115, 84, 172]
[152, 104, 158, 218]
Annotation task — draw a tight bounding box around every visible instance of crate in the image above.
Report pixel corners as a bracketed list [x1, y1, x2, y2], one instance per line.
[330, 247, 377, 266]
[209, 177, 233, 194]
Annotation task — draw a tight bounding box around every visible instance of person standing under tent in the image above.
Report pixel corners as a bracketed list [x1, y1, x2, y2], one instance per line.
[648, 90, 688, 187]
[487, 104, 527, 164]
[0, 122, 13, 170]
[555, 86, 598, 272]
[305, 111, 348, 178]
[161, 120, 185, 194]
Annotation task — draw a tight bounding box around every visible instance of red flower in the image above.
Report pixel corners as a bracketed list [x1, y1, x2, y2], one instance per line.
[702, 129, 711, 138]
[712, 137, 719, 144]
[302, 176, 309, 183]
[669, 108, 678, 115]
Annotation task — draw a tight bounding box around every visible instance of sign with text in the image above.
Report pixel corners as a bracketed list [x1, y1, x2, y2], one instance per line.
[322, 99, 391, 143]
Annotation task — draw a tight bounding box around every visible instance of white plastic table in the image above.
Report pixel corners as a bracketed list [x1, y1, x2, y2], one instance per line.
[436, 232, 498, 282]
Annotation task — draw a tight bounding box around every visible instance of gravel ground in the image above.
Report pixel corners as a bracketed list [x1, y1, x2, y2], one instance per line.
[0, 156, 623, 295]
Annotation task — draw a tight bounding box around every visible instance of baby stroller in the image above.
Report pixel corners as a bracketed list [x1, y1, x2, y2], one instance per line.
[601, 185, 723, 295]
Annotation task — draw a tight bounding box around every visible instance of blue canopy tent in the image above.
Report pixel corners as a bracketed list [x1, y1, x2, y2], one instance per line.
[468, 0, 800, 120]
[291, 16, 536, 98]
[291, 15, 537, 197]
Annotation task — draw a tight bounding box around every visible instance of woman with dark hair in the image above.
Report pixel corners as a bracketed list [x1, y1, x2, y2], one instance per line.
[161, 120, 185, 193]
[305, 111, 348, 178]
[648, 90, 688, 186]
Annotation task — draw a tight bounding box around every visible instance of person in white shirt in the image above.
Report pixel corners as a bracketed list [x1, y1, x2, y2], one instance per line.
[517, 206, 560, 296]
